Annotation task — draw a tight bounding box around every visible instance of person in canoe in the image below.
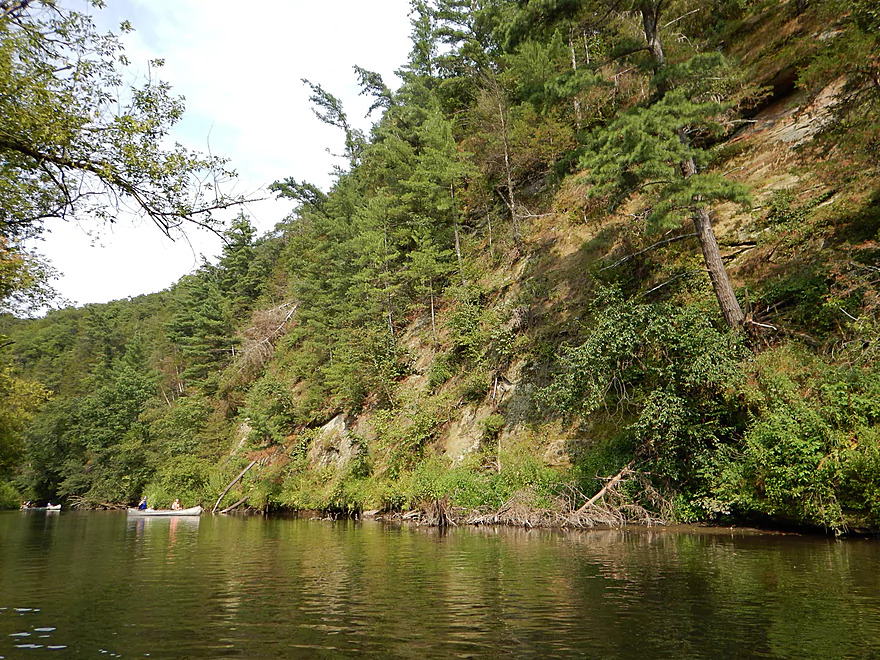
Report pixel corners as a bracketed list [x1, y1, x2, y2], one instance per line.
[171, 498, 181, 510]
[138, 496, 148, 510]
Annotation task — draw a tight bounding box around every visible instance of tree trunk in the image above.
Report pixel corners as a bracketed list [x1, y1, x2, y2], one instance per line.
[640, 1, 666, 68]
[496, 99, 520, 239]
[487, 211, 493, 256]
[382, 218, 395, 336]
[450, 183, 466, 286]
[429, 283, 437, 341]
[636, 3, 743, 329]
[569, 26, 583, 128]
[212, 459, 258, 513]
[219, 495, 249, 514]
[681, 154, 745, 329]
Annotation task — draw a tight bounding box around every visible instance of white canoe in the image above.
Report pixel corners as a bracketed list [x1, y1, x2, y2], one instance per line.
[127, 505, 202, 517]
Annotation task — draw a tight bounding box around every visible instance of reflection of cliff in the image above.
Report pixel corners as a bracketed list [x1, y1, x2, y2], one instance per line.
[5, 514, 880, 658]
[201, 519, 874, 659]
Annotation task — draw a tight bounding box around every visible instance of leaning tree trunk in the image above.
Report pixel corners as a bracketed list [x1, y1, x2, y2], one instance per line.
[681, 154, 745, 329]
[635, 3, 744, 329]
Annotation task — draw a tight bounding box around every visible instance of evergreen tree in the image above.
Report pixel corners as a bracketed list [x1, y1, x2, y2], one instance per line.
[165, 267, 234, 392]
[300, 79, 366, 170]
[581, 8, 752, 327]
[218, 213, 263, 318]
[405, 0, 439, 80]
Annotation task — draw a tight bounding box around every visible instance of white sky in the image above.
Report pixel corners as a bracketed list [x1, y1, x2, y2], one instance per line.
[31, 0, 413, 308]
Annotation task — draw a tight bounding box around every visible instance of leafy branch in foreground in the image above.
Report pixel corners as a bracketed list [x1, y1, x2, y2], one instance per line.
[0, 237, 60, 315]
[0, 1, 252, 242]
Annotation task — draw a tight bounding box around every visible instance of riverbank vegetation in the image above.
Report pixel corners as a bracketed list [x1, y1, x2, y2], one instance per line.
[2, 0, 880, 534]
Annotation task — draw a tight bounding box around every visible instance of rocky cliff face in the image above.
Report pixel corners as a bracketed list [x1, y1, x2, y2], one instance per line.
[307, 414, 362, 472]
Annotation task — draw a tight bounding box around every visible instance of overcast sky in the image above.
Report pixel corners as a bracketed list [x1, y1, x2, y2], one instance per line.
[31, 0, 413, 308]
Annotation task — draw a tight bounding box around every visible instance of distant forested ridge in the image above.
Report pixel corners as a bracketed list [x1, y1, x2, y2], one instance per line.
[2, 0, 880, 533]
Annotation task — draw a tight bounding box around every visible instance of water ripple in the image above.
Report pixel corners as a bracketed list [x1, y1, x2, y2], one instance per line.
[3, 513, 880, 658]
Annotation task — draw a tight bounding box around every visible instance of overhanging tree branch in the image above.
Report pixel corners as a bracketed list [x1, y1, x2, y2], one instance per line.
[0, 4, 257, 247]
[0, 135, 256, 238]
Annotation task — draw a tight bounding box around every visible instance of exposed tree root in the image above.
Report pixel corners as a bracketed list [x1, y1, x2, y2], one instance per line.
[422, 495, 456, 528]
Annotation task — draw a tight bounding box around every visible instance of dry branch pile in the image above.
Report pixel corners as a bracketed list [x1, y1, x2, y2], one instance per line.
[236, 302, 297, 377]
[409, 465, 669, 529]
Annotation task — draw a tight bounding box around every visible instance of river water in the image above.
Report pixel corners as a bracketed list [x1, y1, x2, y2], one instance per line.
[1, 511, 879, 659]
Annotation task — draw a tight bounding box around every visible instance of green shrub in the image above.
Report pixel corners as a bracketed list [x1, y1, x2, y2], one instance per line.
[150, 395, 212, 455]
[146, 455, 213, 507]
[837, 430, 880, 525]
[706, 346, 880, 531]
[403, 451, 564, 511]
[427, 353, 453, 390]
[711, 403, 842, 528]
[459, 371, 490, 403]
[240, 376, 296, 446]
[540, 288, 744, 503]
[445, 286, 489, 365]
[0, 480, 22, 509]
[481, 414, 505, 444]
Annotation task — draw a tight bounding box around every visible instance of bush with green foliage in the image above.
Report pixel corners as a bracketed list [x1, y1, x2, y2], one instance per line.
[708, 347, 880, 531]
[240, 376, 296, 446]
[149, 395, 213, 456]
[481, 413, 505, 444]
[541, 287, 745, 507]
[405, 450, 564, 511]
[0, 479, 21, 509]
[145, 455, 213, 508]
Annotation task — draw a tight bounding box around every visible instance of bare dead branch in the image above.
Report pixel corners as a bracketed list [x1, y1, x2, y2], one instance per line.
[574, 461, 635, 514]
[661, 8, 700, 30]
[600, 232, 697, 271]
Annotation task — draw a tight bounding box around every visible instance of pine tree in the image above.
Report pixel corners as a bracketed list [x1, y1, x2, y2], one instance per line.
[582, 9, 751, 328]
[300, 79, 366, 170]
[165, 267, 233, 391]
[218, 213, 262, 319]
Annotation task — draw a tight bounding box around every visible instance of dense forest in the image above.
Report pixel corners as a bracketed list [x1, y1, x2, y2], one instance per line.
[2, 0, 879, 534]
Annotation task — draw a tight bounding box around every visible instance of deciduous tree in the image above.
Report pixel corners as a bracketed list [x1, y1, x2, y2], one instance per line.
[0, 1, 247, 245]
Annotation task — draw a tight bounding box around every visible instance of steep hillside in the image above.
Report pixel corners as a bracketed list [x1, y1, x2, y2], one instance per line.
[2, 0, 879, 533]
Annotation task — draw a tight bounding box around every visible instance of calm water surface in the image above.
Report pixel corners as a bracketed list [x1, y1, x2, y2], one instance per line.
[1, 511, 879, 659]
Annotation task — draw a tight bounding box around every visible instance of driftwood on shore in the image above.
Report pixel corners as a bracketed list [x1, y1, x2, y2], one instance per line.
[212, 460, 258, 513]
[382, 463, 667, 529]
[574, 462, 635, 514]
[220, 495, 250, 514]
